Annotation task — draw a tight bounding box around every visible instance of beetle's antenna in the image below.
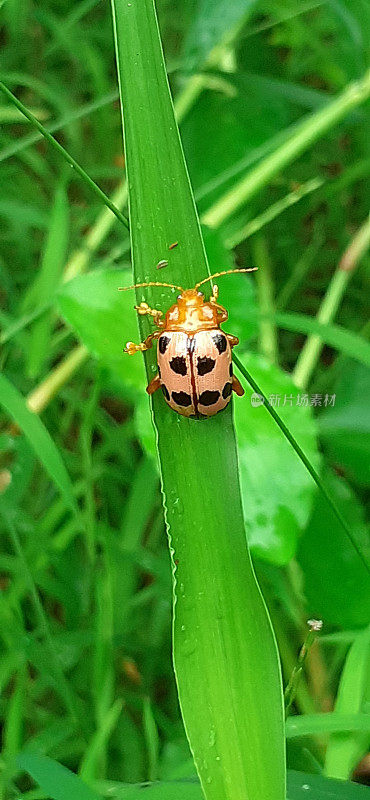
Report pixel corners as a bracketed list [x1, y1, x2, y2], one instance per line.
[195, 268, 258, 289]
[119, 281, 183, 292]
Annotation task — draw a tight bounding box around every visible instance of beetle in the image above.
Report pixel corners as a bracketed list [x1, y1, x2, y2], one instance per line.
[121, 268, 257, 418]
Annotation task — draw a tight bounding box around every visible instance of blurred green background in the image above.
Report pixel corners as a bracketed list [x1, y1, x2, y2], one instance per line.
[0, 0, 370, 796]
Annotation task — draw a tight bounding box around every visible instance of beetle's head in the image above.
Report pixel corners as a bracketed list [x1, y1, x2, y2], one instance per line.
[177, 288, 204, 306]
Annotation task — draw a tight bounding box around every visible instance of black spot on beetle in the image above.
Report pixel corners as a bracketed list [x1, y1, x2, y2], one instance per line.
[159, 335, 170, 354]
[199, 390, 220, 406]
[161, 384, 170, 401]
[222, 382, 232, 399]
[229, 362, 233, 376]
[197, 356, 215, 375]
[170, 356, 187, 375]
[172, 391, 192, 407]
[212, 333, 227, 354]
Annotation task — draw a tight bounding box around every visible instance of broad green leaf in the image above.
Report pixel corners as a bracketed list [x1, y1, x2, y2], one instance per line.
[298, 473, 370, 628]
[318, 360, 370, 486]
[57, 269, 146, 392]
[234, 353, 319, 564]
[182, 0, 258, 72]
[111, 3, 286, 800]
[0, 373, 75, 511]
[16, 753, 101, 800]
[325, 625, 370, 780]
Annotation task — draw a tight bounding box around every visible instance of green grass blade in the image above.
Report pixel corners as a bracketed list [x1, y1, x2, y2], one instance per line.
[271, 312, 370, 369]
[26, 181, 69, 378]
[17, 753, 102, 800]
[232, 353, 370, 575]
[110, 1, 285, 799]
[286, 712, 370, 738]
[0, 81, 129, 231]
[0, 89, 118, 164]
[325, 625, 370, 780]
[79, 700, 123, 783]
[0, 373, 76, 511]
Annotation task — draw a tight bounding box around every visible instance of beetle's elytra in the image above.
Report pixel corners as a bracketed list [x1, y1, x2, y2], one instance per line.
[121, 268, 257, 418]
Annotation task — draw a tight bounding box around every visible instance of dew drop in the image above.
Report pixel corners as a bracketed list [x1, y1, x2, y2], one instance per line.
[208, 727, 216, 747]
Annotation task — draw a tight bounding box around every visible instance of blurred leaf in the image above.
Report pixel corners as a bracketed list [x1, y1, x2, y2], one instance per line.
[286, 712, 370, 738]
[26, 181, 69, 378]
[182, 84, 290, 211]
[298, 472, 370, 628]
[57, 270, 146, 392]
[17, 753, 102, 800]
[287, 770, 369, 798]
[325, 625, 370, 780]
[0, 373, 75, 511]
[234, 353, 319, 564]
[76, 772, 370, 799]
[318, 360, 370, 486]
[182, 0, 258, 71]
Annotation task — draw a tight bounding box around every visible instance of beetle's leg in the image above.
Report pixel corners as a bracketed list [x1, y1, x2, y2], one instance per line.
[146, 374, 161, 395]
[124, 331, 159, 355]
[232, 375, 244, 396]
[135, 302, 164, 327]
[226, 333, 239, 348]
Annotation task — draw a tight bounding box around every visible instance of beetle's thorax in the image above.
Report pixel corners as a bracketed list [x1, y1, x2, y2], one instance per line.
[163, 289, 219, 333]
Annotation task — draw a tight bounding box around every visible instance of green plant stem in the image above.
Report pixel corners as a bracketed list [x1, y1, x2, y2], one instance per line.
[293, 214, 370, 388]
[27, 344, 88, 414]
[0, 81, 129, 231]
[64, 182, 128, 281]
[225, 177, 323, 249]
[232, 353, 370, 575]
[293, 270, 350, 388]
[272, 615, 317, 717]
[285, 621, 322, 717]
[174, 74, 205, 122]
[276, 228, 324, 310]
[252, 235, 278, 364]
[202, 69, 370, 228]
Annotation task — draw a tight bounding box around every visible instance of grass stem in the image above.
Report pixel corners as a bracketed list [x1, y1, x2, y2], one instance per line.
[293, 215, 370, 388]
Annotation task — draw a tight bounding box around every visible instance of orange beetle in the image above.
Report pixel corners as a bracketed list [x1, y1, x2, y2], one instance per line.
[121, 268, 257, 418]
